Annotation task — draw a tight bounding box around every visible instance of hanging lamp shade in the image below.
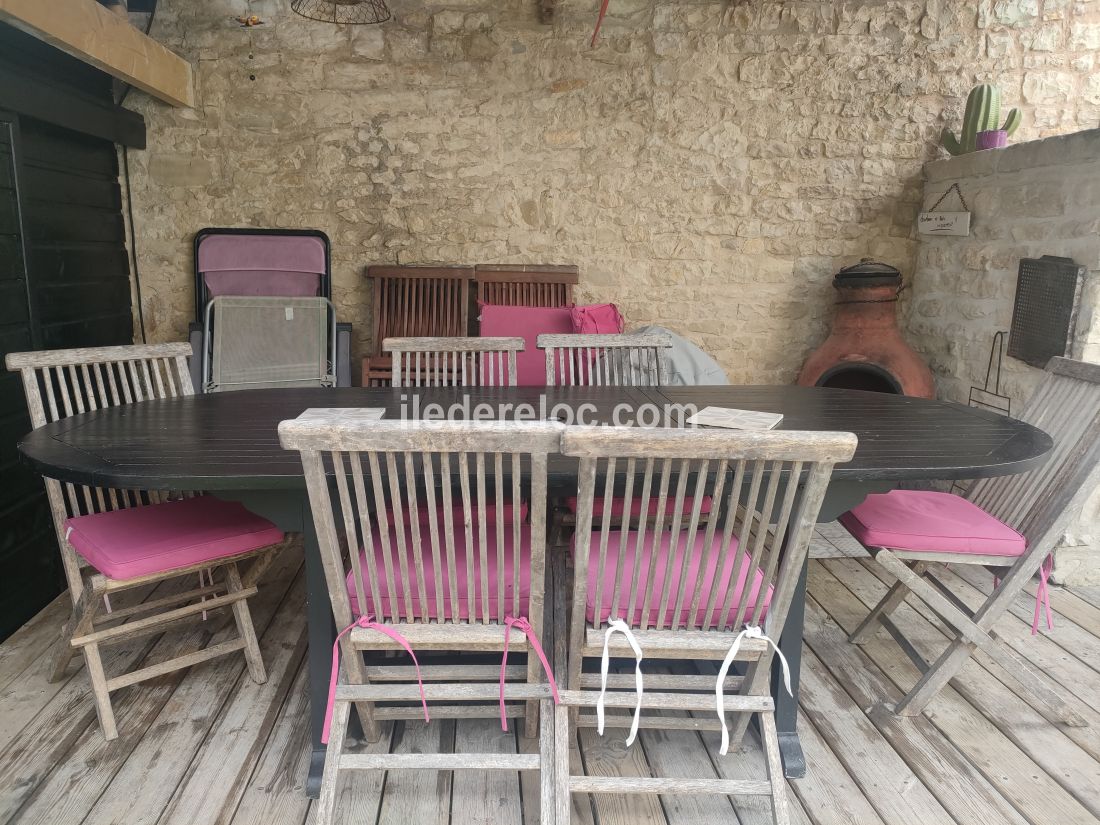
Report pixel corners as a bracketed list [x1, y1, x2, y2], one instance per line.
[290, 0, 391, 24]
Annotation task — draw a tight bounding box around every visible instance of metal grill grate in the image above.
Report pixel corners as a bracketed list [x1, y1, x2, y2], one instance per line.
[1008, 256, 1084, 368]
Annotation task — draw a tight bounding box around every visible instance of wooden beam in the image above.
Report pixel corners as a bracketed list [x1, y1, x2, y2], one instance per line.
[0, 0, 194, 108]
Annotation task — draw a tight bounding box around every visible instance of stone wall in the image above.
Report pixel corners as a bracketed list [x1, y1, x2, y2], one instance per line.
[123, 0, 1100, 381]
[908, 129, 1100, 583]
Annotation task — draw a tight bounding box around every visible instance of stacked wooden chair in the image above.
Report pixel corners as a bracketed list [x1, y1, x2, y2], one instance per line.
[363, 265, 473, 386]
[384, 336, 524, 387]
[280, 417, 563, 825]
[6, 343, 284, 739]
[474, 264, 578, 307]
[842, 356, 1100, 722]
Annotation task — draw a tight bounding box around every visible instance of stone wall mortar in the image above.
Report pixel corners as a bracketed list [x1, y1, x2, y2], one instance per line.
[124, 0, 1100, 386]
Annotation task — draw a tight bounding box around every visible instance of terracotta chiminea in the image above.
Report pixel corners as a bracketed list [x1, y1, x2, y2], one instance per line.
[797, 259, 935, 398]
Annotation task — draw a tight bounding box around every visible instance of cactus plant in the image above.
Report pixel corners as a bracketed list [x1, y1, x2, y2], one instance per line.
[941, 84, 1021, 155]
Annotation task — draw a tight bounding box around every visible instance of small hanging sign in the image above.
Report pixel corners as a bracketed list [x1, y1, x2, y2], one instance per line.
[918, 183, 971, 237]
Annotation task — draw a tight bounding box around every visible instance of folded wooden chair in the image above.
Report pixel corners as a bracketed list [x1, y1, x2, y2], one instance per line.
[6, 343, 284, 739]
[384, 335, 524, 387]
[279, 417, 564, 825]
[553, 425, 857, 825]
[843, 357, 1100, 722]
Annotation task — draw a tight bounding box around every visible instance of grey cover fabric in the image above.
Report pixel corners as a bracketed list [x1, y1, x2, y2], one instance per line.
[630, 324, 729, 386]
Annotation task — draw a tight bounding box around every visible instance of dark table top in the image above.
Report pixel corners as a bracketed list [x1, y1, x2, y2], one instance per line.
[16, 385, 1052, 490]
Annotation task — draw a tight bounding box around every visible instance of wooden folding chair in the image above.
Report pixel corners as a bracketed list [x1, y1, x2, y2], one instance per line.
[537, 332, 672, 387]
[844, 357, 1100, 722]
[553, 425, 857, 825]
[384, 335, 524, 387]
[362, 265, 473, 386]
[278, 417, 564, 825]
[473, 264, 578, 308]
[5, 343, 283, 739]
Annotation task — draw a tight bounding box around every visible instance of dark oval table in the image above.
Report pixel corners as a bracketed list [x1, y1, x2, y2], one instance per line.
[17, 384, 1052, 794]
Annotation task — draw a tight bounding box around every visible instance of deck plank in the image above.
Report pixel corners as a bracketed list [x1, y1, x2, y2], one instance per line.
[450, 717, 522, 825]
[69, 549, 304, 825]
[813, 560, 1099, 825]
[845, 559, 1100, 767]
[229, 661, 312, 825]
[576, 726, 666, 825]
[2, 547, 1100, 825]
[0, 593, 69, 695]
[802, 593, 1030, 825]
[0, 579, 178, 757]
[375, 720, 455, 825]
[797, 647, 950, 825]
[637, 719, 739, 824]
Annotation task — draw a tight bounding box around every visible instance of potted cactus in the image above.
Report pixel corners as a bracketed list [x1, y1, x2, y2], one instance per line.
[941, 84, 1021, 155]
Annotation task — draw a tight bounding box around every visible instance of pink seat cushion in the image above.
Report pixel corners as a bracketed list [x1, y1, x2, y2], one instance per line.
[565, 495, 714, 520]
[572, 531, 772, 627]
[347, 523, 533, 620]
[387, 501, 527, 527]
[64, 497, 284, 581]
[478, 303, 574, 386]
[839, 490, 1026, 556]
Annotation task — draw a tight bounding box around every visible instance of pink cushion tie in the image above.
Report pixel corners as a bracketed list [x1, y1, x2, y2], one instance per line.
[993, 553, 1054, 636]
[323, 614, 428, 744]
[1033, 554, 1054, 635]
[498, 616, 560, 732]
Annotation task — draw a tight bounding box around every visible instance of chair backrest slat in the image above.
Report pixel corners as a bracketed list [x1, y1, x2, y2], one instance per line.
[537, 333, 673, 387]
[562, 426, 856, 643]
[384, 336, 524, 388]
[967, 358, 1100, 547]
[280, 419, 563, 637]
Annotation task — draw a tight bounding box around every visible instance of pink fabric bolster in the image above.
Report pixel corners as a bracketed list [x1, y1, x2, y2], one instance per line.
[1033, 554, 1054, 635]
[323, 615, 428, 744]
[498, 616, 560, 732]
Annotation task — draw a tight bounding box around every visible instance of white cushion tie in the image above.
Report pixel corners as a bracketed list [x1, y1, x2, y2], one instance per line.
[597, 618, 644, 746]
[715, 625, 791, 755]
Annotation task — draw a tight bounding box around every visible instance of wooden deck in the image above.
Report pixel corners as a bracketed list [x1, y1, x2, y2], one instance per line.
[3, 528, 1100, 825]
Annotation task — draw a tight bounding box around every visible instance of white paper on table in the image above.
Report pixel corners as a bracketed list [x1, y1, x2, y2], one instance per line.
[296, 407, 386, 422]
[686, 406, 783, 430]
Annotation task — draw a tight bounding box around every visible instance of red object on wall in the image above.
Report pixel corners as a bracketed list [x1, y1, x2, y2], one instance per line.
[797, 259, 935, 398]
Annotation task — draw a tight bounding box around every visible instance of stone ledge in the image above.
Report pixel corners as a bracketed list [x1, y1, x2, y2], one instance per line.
[925, 128, 1100, 183]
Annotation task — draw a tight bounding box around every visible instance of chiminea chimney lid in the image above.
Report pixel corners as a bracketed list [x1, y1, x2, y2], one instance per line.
[834, 258, 902, 288]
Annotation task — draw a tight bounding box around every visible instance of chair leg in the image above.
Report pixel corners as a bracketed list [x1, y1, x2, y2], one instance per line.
[225, 563, 267, 684]
[875, 552, 1088, 726]
[849, 560, 926, 644]
[315, 699, 350, 825]
[759, 711, 791, 825]
[724, 658, 768, 750]
[539, 697, 556, 825]
[82, 641, 118, 740]
[553, 702, 571, 825]
[342, 649, 382, 743]
[49, 617, 79, 682]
